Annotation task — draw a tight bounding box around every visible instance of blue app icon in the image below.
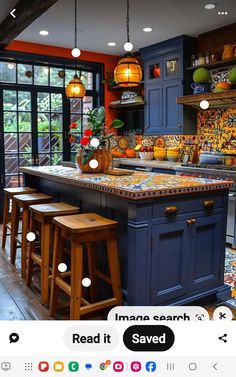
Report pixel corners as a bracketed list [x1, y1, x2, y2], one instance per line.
[146, 361, 156, 372]
[85, 363, 92, 370]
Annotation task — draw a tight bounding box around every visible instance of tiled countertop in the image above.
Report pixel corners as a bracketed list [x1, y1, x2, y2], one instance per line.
[20, 166, 232, 200]
[113, 158, 180, 170]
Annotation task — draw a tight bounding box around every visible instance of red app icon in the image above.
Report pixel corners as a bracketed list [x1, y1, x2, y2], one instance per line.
[131, 361, 141, 372]
[39, 361, 49, 372]
[113, 361, 124, 372]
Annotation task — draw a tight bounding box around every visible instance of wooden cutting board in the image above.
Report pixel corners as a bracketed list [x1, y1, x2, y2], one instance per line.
[103, 169, 134, 175]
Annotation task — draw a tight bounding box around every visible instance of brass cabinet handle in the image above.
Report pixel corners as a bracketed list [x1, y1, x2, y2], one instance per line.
[164, 206, 177, 214]
[203, 200, 215, 209]
[186, 218, 196, 225]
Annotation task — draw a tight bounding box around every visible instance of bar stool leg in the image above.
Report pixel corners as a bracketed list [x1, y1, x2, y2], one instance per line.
[87, 242, 98, 302]
[50, 226, 64, 317]
[41, 221, 51, 305]
[70, 240, 83, 320]
[106, 235, 123, 305]
[21, 207, 29, 279]
[26, 215, 37, 287]
[2, 193, 9, 250]
[10, 200, 19, 265]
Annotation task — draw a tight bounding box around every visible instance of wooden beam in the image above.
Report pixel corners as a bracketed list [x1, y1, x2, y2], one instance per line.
[0, 0, 58, 49]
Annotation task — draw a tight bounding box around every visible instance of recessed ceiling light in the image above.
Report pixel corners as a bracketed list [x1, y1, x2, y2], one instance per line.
[107, 42, 116, 47]
[143, 27, 153, 32]
[218, 11, 228, 15]
[39, 30, 49, 36]
[204, 3, 217, 10]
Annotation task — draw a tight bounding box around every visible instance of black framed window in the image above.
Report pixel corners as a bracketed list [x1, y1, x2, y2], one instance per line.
[0, 51, 104, 188]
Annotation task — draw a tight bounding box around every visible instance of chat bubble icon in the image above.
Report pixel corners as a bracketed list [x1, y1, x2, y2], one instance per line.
[9, 333, 19, 343]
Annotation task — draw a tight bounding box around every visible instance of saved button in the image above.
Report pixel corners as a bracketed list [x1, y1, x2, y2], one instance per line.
[123, 325, 175, 351]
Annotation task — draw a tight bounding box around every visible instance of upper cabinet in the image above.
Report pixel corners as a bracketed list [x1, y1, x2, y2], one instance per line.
[140, 35, 196, 135]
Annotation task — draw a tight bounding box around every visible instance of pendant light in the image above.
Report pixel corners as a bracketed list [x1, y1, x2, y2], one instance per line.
[65, 0, 86, 99]
[114, 0, 142, 87]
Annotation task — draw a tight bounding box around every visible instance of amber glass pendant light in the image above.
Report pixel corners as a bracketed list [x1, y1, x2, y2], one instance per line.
[65, 0, 86, 99]
[114, 0, 142, 87]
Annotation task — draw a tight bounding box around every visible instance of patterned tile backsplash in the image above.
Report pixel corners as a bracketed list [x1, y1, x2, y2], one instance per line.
[111, 109, 236, 153]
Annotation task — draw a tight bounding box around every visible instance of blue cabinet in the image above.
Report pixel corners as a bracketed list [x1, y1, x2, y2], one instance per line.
[140, 35, 196, 135]
[150, 210, 224, 305]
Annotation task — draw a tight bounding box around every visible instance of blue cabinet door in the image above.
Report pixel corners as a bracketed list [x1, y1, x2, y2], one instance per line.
[144, 83, 162, 135]
[189, 214, 223, 292]
[150, 221, 190, 304]
[162, 79, 183, 134]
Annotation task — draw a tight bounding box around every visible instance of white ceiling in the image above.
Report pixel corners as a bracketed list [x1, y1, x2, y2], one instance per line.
[2, 0, 236, 54]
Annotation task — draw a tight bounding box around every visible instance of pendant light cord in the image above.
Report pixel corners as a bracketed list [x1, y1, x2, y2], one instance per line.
[126, 0, 130, 43]
[74, 0, 77, 49]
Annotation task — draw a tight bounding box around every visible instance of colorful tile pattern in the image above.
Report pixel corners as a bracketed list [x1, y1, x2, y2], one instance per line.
[20, 166, 232, 200]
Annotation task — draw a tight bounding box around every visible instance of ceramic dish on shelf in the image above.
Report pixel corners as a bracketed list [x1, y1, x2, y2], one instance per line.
[117, 137, 129, 150]
[139, 152, 154, 160]
[155, 137, 165, 147]
[199, 151, 224, 164]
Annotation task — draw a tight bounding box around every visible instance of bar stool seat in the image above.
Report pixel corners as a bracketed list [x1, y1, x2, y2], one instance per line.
[27, 202, 79, 304]
[11, 193, 53, 279]
[2, 187, 37, 250]
[50, 213, 123, 320]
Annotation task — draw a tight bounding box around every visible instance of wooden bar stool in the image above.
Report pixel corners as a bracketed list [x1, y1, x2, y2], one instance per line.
[2, 187, 37, 250]
[10, 193, 53, 279]
[26, 202, 79, 305]
[49, 213, 123, 320]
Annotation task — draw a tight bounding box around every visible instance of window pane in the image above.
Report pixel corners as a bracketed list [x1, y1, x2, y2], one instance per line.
[18, 91, 31, 111]
[38, 154, 50, 166]
[19, 133, 32, 152]
[4, 133, 17, 153]
[4, 112, 17, 132]
[51, 93, 62, 111]
[83, 96, 93, 112]
[51, 153, 62, 165]
[37, 113, 50, 132]
[51, 133, 62, 152]
[19, 154, 33, 166]
[5, 154, 18, 174]
[81, 71, 93, 90]
[3, 90, 17, 110]
[52, 114, 62, 132]
[65, 69, 75, 86]
[5, 175, 19, 188]
[17, 64, 33, 84]
[50, 67, 64, 87]
[34, 66, 49, 86]
[38, 133, 50, 152]
[70, 115, 82, 132]
[18, 112, 31, 132]
[37, 93, 50, 111]
[70, 99, 82, 113]
[0, 62, 16, 83]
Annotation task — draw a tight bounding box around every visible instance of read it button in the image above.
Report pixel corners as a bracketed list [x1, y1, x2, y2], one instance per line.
[123, 325, 175, 351]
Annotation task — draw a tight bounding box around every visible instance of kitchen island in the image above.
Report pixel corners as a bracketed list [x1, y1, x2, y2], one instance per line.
[20, 166, 232, 306]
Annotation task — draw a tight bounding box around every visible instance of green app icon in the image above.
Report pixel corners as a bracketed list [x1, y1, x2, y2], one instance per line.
[68, 361, 79, 372]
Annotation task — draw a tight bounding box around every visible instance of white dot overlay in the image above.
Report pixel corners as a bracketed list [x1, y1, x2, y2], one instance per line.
[89, 159, 99, 169]
[82, 277, 91, 287]
[58, 263, 68, 273]
[90, 138, 100, 148]
[200, 100, 209, 110]
[26, 232, 36, 242]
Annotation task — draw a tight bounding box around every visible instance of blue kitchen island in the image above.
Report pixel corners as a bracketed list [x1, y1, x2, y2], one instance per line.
[20, 166, 232, 306]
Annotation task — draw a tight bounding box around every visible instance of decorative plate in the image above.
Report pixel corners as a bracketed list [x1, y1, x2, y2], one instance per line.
[155, 137, 165, 147]
[118, 137, 129, 150]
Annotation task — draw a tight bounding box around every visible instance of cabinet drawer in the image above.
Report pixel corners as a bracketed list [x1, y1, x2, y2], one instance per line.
[153, 194, 224, 220]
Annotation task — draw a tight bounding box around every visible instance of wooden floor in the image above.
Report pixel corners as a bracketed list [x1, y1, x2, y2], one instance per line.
[0, 224, 235, 320]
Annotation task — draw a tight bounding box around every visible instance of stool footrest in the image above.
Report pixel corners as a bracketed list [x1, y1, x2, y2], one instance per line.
[55, 276, 71, 296]
[94, 270, 111, 284]
[79, 298, 118, 316]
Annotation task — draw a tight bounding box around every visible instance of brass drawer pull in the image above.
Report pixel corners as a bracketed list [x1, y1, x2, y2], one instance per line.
[164, 206, 177, 214]
[186, 218, 196, 225]
[203, 200, 215, 209]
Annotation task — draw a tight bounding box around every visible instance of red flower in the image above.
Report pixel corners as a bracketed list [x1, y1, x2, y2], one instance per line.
[84, 129, 93, 137]
[69, 122, 77, 129]
[80, 137, 89, 146]
[69, 136, 76, 143]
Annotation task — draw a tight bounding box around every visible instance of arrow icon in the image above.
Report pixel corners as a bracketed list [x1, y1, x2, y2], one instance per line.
[213, 363, 218, 370]
[10, 9, 16, 18]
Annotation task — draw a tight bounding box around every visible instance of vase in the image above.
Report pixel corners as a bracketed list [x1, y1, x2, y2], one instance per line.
[76, 149, 112, 173]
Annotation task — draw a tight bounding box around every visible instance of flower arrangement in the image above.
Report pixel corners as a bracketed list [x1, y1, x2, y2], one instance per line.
[69, 106, 124, 165]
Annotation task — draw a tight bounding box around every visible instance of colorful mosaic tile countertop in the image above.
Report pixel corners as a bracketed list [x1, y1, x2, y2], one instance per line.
[20, 166, 232, 200]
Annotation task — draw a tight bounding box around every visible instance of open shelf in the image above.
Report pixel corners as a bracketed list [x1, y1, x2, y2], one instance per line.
[186, 57, 236, 71]
[107, 81, 144, 90]
[108, 102, 144, 110]
[176, 89, 236, 109]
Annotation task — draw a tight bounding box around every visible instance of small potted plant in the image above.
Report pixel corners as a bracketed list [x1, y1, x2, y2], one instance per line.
[69, 106, 124, 173]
